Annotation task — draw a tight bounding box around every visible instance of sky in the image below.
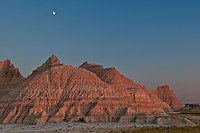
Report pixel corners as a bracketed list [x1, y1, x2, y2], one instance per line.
[0, 0, 199, 104]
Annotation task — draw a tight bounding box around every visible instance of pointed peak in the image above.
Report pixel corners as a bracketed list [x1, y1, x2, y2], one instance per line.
[0, 59, 24, 79]
[0, 59, 14, 71]
[30, 55, 65, 76]
[45, 54, 61, 65]
[5, 59, 11, 62]
[50, 54, 58, 59]
[79, 61, 88, 68]
[142, 86, 147, 89]
[164, 84, 169, 87]
[3, 59, 12, 66]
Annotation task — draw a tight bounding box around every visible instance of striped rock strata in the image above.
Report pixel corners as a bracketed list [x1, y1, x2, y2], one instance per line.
[0, 55, 184, 124]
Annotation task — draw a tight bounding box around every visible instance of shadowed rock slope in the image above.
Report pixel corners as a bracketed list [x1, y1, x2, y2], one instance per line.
[0, 56, 183, 124]
[0, 59, 24, 99]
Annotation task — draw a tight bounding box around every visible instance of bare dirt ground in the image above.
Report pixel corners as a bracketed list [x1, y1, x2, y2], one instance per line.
[1, 114, 199, 133]
[0, 120, 199, 133]
[0, 122, 167, 133]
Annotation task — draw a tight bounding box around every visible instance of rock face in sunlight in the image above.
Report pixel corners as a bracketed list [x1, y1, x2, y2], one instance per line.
[152, 85, 185, 110]
[29, 54, 64, 77]
[0, 55, 184, 124]
[79, 61, 141, 89]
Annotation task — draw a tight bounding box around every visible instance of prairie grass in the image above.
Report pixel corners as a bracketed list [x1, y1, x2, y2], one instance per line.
[109, 126, 200, 133]
[168, 110, 200, 116]
[134, 126, 200, 133]
[168, 110, 200, 124]
[180, 110, 200, 115]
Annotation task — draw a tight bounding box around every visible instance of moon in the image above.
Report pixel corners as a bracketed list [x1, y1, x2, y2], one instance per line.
[52, 11, 56, 16]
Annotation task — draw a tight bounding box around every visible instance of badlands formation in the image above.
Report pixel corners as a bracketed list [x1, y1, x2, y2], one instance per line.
[0, 55, 186, 125]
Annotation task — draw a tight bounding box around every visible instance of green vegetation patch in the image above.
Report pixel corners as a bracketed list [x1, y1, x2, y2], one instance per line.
[180, 110, 200, 115]
[133, 126, 200, 133]
[168, 110, 200, 116]
[110, 126, 200, 133]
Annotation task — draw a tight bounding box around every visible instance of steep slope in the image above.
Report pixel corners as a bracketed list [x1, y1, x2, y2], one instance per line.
[0, 56, 170, 124]
[152, 85, 185, 110]
[0, 59, 24, 98]
[0, 65, 121, 124]
[80, 62, 174, 113]
[0, 66, 167, 124]
[30, 54, 64, 77]
[142, 86, 173, 112]
[80, 62, 141, 89]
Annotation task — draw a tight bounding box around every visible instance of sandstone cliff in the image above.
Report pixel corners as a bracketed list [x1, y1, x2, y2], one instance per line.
[142, 86, 173, 112]
[152, 85, 185, 110]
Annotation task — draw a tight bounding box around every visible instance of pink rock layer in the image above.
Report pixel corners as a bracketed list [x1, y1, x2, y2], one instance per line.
[0, 55, 184, 124]
[152, 85, 185, 110]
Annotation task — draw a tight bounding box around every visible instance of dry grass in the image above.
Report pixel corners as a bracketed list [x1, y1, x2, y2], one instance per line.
[168, 110, 200, 125]
[168, 110, 200, 116]
[180, 110, 200, 115]
[108, 126, 200, 133]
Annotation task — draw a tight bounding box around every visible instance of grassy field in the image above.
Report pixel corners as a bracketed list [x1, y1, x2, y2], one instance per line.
[167, 110, 200, 124]
[180, 110, 200, 115]
[168, 110, 200, 116]
[109, 126, 200, 133]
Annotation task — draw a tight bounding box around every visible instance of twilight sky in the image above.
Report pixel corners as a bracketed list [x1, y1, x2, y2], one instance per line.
[0, 0, 199, 104]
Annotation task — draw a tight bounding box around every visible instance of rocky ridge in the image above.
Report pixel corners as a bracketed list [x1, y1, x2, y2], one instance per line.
[0, 56, 184, 124]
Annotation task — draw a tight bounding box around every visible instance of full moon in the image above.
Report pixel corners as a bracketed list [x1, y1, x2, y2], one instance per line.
[52, 11, 56, 16]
